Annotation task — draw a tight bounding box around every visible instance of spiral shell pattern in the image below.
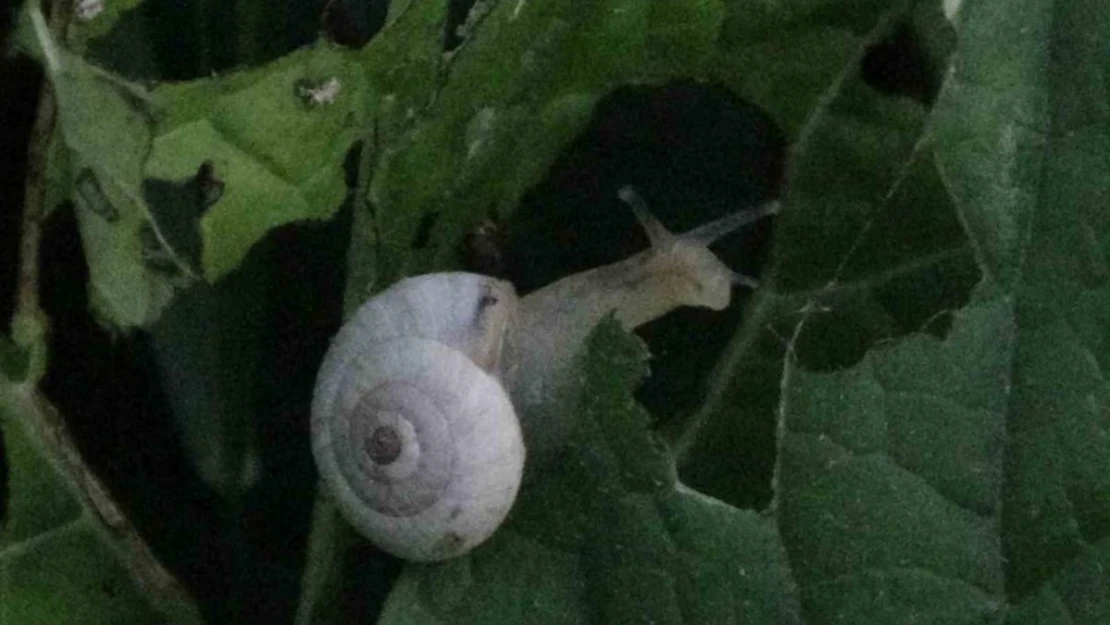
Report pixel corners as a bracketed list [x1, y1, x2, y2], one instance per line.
[311, 274, 524, 561]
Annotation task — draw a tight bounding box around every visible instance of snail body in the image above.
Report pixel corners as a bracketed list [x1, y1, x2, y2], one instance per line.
[312, 188, 777, 560]
[503, 187, 778, 458]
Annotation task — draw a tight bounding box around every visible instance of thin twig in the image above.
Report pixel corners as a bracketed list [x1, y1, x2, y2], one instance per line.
[15, 57, 56, 340]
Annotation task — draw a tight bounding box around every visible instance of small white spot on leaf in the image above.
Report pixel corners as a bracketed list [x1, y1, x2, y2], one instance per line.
[75, 0, 104, 21]
[298, 77, 342, 107]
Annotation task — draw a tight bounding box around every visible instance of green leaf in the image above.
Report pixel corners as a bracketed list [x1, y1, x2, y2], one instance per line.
[51, 60, 151, 191]
[777, 291, 1011, 623]
[619, 0, 1107, 622]
[34, 24, 191, 327]
[774, 2, 963, 293]
[0, 385, 193, 624]
[765, 0, 1110, 621]
[677, 0, 972, 514]
[379, 319, 798, 624]
[148, 42, 368, 281]
[69, 160, 185, 327]
[64, 0, 156, 80]
[710, 0, 901, 135]
[933, 0, 1110, 618]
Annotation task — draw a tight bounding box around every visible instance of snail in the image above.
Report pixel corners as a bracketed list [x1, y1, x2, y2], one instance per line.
[311, 186, 778, 561]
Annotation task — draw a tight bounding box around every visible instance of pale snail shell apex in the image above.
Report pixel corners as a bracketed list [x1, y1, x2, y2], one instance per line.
[312, 273, 524, 561]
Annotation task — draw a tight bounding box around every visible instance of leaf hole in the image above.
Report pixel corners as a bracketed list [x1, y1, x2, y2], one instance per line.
[444, 0, 481, 52]
[861, 12, 954, 106]
[411, 210, 440, 249]
[88, 1, 323, 80]
[141, 163, 220, 276]
[322, 0, 390, 49]
[343, 140, 365, 189]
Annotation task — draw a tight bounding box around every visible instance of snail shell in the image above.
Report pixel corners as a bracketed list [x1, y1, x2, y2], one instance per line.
[311, 273, 525, 561]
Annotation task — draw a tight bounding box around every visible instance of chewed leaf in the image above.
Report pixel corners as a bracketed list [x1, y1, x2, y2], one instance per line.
[71, 168, 184, 327]
[379, 319, 799, 624]
[149, 43, 367, 280]
[146, 119, 338, 280]
[29, 8, 194, 327]
[777, 292, 1011, 620]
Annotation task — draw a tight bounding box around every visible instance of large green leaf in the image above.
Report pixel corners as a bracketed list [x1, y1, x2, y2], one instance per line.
[777, 290, 1011, 623]
[379, 319, 799, 624]
[934, 0, 1110, 619]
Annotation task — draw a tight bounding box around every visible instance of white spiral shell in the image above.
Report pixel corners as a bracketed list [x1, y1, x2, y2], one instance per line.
[311, 273, 525, 561]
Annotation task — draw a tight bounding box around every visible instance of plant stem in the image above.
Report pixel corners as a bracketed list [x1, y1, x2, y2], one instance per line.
[14, 42, 56, 346]
[10, 2, 205, 622]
